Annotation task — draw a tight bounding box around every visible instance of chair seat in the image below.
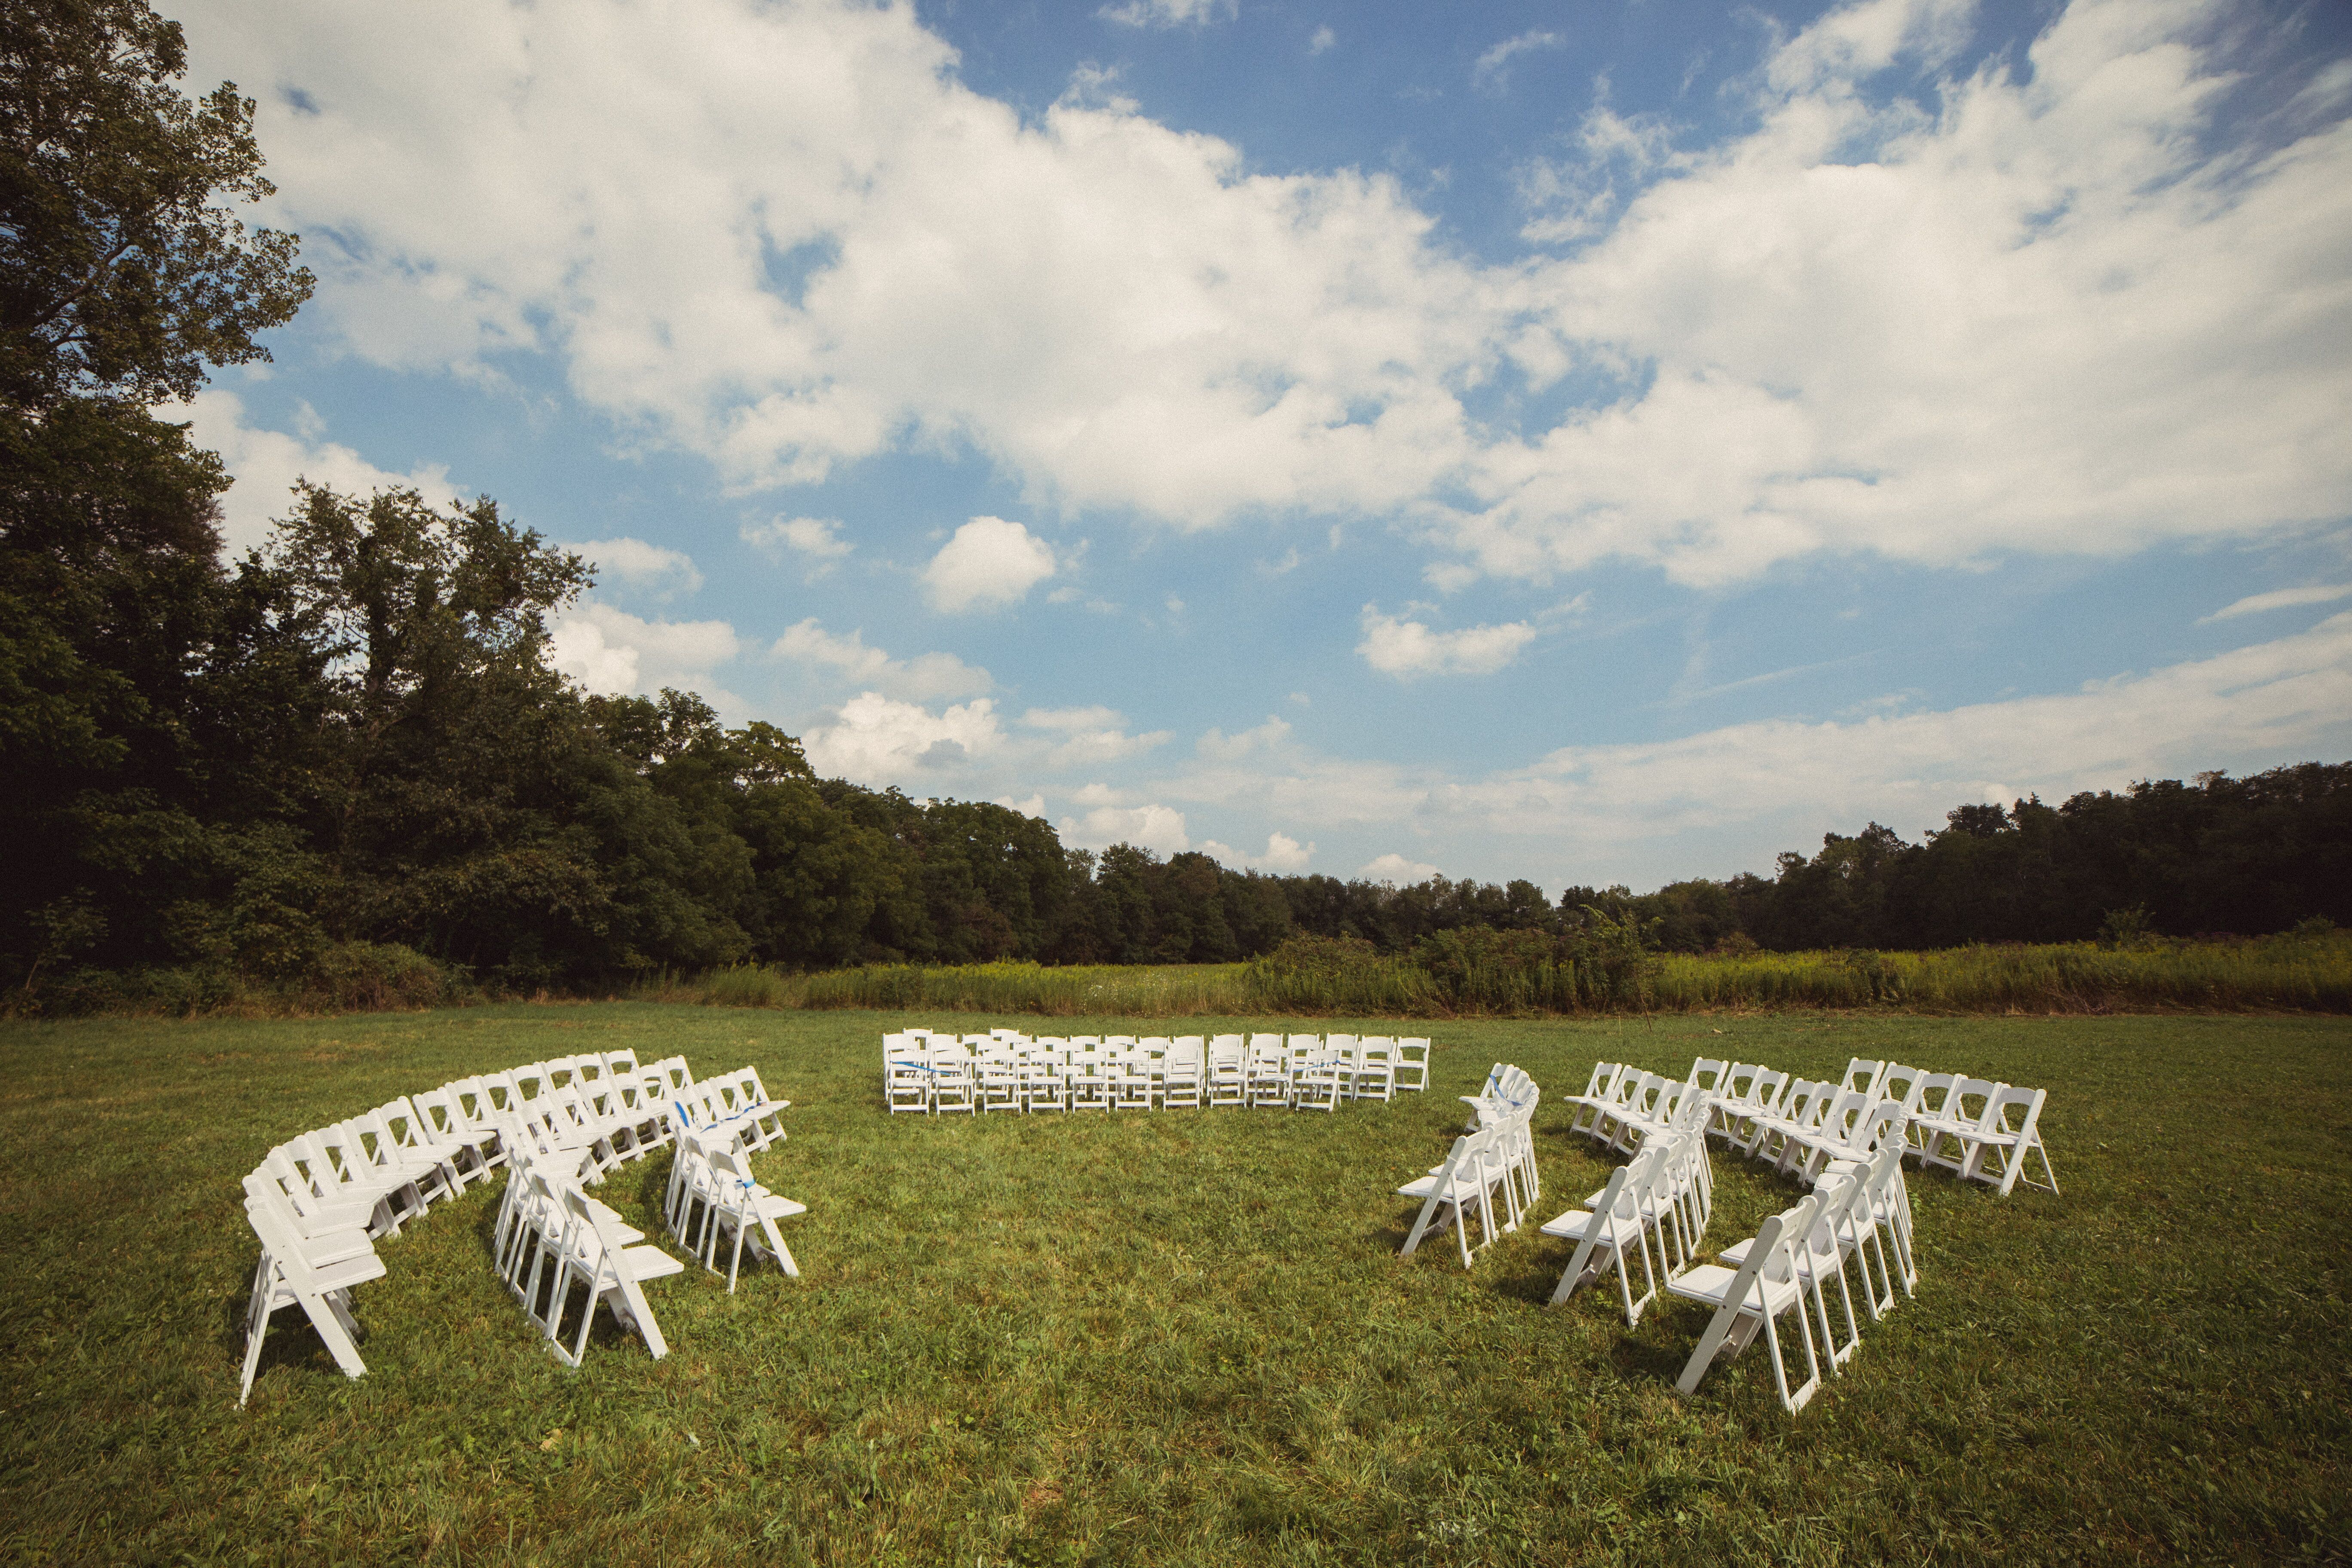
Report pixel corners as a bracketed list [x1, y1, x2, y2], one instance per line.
[300, 1249, 389, 1293]
[1398, 1172, 1485, 1201]
[747, 1191, 807, 1220]
[1666, 1261, 1801, 1314]
[620, 1244, 688, 1281]
[1539, 1207, 1641, 1243]
[1717, 1236, 1840, 1276]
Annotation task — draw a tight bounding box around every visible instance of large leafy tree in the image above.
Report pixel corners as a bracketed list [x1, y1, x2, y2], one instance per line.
[1, 0, 312, 408]
[1, 0, 318, 994]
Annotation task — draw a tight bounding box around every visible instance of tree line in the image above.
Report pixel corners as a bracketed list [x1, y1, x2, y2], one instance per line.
[5, 0, 2346, 1010]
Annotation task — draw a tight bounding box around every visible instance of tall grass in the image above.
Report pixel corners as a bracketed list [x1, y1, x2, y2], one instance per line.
[692, 931, 2352, 1018]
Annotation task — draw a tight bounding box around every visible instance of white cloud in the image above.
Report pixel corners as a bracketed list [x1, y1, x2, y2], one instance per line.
[741, 514, 853, 573]
[1196, 715, 1292, 760]
[1472, 0, 2352, 588]
[1098, 0, 1237, 28]
[549, 602, 740, 697]
[922, 517, 1058, 613]
[772, 619, 992, 700]
[1308, 25, 1335, 56]
[164, 389, 454, 552]
[1473, 29, 1564, 95]
[1200, 831, 1316, 870]
[1021, 706, 1170, 768]
[1361, 852, 1441, 882]
[1462, 612, 2352, 854]
[800, 692, 1004, 784]
[2198, 583, 2352, 623]
[1357, 606, 1537, 677]
[183, 0, 1497, 529]
[576, 536, 702, 598]
[181, 0, 2352, 590]
[1061, 803, 1193, 856]
[1025, 705, 1127, 732]
[1152, 612, 2352, 885]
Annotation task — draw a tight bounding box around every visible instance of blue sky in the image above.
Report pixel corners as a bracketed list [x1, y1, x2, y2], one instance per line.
[165, 0, 2352, 893]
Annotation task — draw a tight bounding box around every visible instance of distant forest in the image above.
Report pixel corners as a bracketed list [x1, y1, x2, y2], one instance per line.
[6, 0, 2349, 1004]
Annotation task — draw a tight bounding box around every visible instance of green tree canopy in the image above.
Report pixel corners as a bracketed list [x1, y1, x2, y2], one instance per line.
[1, 0, 312, 408]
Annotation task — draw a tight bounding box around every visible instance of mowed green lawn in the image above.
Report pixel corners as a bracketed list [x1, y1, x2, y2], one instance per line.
[2, 1007, 2346, 1566]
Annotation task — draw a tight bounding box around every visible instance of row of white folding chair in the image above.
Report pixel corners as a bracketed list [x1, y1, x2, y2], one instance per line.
[1542, 1125, 1713, 1324]
[668, 1068, 790, 1151]
[1562, 1066, 1696, 1158]
[491, 1139, 682, 1366]
[1396, 1107, 1537, 1268]
[238, 1049, 701, 1399]
[1706, 1057, 2056, 1197]
[885, 1030, 1427, 1113]
[1688, 1064, 1922, 1303]
[662, 1128, 806, 1291]
[1461, 1062, 1538, 1128]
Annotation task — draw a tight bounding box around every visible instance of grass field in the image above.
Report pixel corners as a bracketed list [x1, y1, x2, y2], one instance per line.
[684, 930, 2352, 1019]
[3, 1007, 2346, 1565]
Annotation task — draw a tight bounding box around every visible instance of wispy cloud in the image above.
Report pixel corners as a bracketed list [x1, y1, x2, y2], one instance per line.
[1098, 0, 1236, 29]
[1473, 29, 1564, 95]
[2198, 584, 2352, 623]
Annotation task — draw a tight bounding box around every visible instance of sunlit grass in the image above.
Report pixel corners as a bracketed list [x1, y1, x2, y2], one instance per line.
[2, 1005, 2346, 1564]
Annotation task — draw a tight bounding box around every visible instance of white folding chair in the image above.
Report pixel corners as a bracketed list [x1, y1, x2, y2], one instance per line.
[885, 1035, 934, 1114]
[408, 1087, 500, 1188]
[1913, 1077, 2003, 1178]
[1563, 1062, 1627, 1140]
[1163, 1039, 1204, 1109]
[1668, 1195, 1826, 1414]
[1745, 1079, 1825, 1166]
[1393, 1038, 1431, 1092]
[1727, 1068, 1790, 1153]
[1396, 1127, 1504, 1268]
[1292, 1043, 1344, 1112]
[1021, 1043, 1069, 1112]
[1543, 1143, 1669, 1323]
[699, 1143, 806, 1291]
[295, 1125, 429, 1237]
[1354, 1037, 1398, 1102]
[537, 1185, 685, 1365]
[1246, 1037, 1291, 1108]
[1110, 1044, 1155, 1110]
[239, 1188, 384, 1405]
[1707, 1063, 1758, 1143]
[1068, 1046, 1111, 1111]
[1717, 1172, 1867, 1374]
[1837, 1058, 1888, 1098]
[714, 1066, 791, 1149]
[1950, 1084, 2058, 1196]
[1206, 1035, 1246, 1107]
[1819, 1136, 1912, 1317]
[929, 1045, 978, 1114]
[977, 1049, 1023, 1114]
[1589, 1070, 1652, 1149]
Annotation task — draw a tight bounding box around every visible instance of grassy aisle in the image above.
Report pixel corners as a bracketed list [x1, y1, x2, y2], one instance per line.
[1, 1007, 2345, 1565]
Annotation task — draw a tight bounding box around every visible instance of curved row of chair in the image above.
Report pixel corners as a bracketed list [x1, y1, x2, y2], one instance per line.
[886, 1029, 1431, 1115]
[239, 1050, 794, 1403]
[1543, 1056, 1929, 1414]
[1568, 1055, 2057, 1197]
